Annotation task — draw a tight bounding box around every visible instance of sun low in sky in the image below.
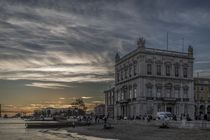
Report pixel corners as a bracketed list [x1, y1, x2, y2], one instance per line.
[0, 0, 210, 114]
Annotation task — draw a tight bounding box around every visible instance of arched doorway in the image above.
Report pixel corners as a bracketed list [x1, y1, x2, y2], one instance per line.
[195, 105, 198, 120]
[200, 105, 205, 116]
[207, 106, 210, 121]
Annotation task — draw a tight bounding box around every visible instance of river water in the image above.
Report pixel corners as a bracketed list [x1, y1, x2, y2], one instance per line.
[0, 118, 114, 140]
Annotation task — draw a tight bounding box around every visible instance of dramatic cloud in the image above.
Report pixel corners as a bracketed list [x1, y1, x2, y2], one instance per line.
[1, 0, 210, 111]
[81, 96, 93, 99]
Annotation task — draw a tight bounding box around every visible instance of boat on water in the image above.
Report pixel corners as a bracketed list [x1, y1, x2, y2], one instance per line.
[25, 119, 91, 128]
[25, 120, 74, 128]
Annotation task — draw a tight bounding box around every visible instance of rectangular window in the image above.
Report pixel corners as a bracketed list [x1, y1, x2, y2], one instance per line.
[134, 64, 137, 75]
[166, 88, 171, 97]
[105, 93, 108, 105]
[117, 72, 120, 82]
[183, 89, 188, 98]
[166, 65, 170, 76]
[133, 86, 137, 98]
[174, 89, 180, 98]
[157, 65, 161, 76]
[147, 64, 152, 75]
[117, 91, 120, 101]
[157, 87, 161, 97]
[129, 65, 132, 77]
[147, 87, 153, 97]
[175, 66, 179, 77]
[108, 93, 110, 105]
[121, 91, 124, 100]
[129, 88, 132, 99]
[125, 68, 127, 79]
[183, 67, 188, 78]
[121, 70, 123, 80]
[111, 92, 114, 104]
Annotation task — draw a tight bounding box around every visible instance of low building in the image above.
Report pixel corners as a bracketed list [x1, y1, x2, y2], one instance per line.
[33, 107, 78, 117]
[94, 104, 105, 118]
[104, 87, 115, 119]
[194, 78, 210, 120]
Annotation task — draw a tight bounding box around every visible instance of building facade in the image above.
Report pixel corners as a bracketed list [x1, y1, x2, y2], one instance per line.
[94, 104, 105, 118]
[104, 87, 115, 119]
[194, 78, 210, 120]
[105, 37, 195, 120]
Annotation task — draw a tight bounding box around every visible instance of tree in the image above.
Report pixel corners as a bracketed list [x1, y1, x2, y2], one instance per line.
[3, 114, 8, 118]
[71, 98, 87, 111]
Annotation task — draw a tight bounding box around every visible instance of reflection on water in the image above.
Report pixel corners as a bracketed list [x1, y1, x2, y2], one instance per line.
[0, 119, 115, 140]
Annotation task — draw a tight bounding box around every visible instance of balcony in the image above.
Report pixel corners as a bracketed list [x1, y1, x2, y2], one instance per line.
[132, 98, 136, 101]
[146, 97, 154, 100]
[183, 98, 189, 102]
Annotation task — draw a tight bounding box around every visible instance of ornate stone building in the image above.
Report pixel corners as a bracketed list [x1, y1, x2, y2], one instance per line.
[105, 37, 195, 120]
[194, 78, 210, 119]
[104, 87, 115, 119]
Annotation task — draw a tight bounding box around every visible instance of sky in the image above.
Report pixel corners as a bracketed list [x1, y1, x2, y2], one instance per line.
[0, 0, 210, 114]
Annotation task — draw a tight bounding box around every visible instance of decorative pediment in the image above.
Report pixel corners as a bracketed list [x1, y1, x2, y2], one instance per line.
[182, 63, 188, 67]
[174, 62, 180, 67]
[146, 82, 153, 88]
[132, 60, 137, 64]
[164, 61, 172, 65]
[122, 85, 127, 90]
[155, 60, 163, 64]
[174, 85, 181, 89]
[165, 83, 172, 88]
[155, 83, 162, 88]
[146, 59, 153, 64]
[182, 85, 189, 90]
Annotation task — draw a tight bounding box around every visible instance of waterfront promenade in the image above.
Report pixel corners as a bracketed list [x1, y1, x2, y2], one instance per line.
[2, 118, 210, 140]
[65, 120, 210, 140]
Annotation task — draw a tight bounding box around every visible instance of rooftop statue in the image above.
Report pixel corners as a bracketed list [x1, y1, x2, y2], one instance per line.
[188, 45, 193, 53]
[137, 37, 145, 48]
[115, 52, 120, 61]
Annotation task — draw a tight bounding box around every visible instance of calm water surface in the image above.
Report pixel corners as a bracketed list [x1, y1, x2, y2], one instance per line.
[0, 118, 113, 140]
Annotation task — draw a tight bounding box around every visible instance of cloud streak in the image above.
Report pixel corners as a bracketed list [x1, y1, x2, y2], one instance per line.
[25, 82, 72, 89]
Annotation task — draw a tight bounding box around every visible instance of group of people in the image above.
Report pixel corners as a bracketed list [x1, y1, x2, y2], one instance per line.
[117, 113, 193, 121]
[195, 113, 210, 121]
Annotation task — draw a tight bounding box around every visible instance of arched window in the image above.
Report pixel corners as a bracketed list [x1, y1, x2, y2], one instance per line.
[129, 86, 132, 99]
[146, 83, 153, 97]
[156, 84, 162, 97]
[147, 64, 152, 75]
[183, 67, 188, 78]
[183, 86, 189, 98]
[133, 60, 137, 76]
[166, 65, 171, 76]
[174, 86, 180, 98]
[157, 64, 161, 76]
[133, 84, 137, 98]
[165, 83, 172, 97]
